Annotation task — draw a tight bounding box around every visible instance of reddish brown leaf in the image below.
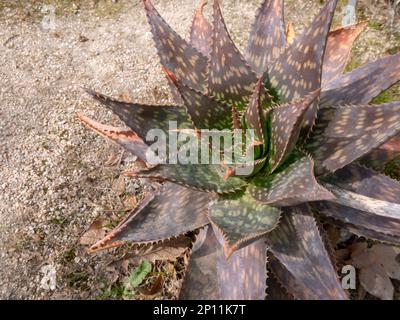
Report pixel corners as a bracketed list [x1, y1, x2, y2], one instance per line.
[268, 0, 338, 132]
[190, 0, 212, 57]
[85, 89, 192, 142]
[180, 226, 267, 300]
[266, 205, 348, 300]
[77, 113, 150, 164]
[360, 135, 400, 169]
[245, 79, 269, 146]
[89, 183, 211, 252]
[321, 22, 367, 87]
[321, 53, 400, 106]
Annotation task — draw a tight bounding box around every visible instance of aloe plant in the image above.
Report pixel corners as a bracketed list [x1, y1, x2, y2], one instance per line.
[78, 0, 400, 300]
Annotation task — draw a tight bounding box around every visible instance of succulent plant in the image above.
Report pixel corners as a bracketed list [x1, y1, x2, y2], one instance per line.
[77, 0, 400, 300]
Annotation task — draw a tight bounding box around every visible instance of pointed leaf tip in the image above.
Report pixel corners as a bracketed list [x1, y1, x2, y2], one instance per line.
[285, 21, 295, 44]
[268, 0, 338, 133]
[269, 90, 320, 172]
[190, 0, 212, 57]
[307, 101, 400, 173]
[245, 78, 268, 146]
[143, 0, 208, 93]
[322, 52, 400, 106]
[266, 205, 348, 300]
[322, 21, 367, 87]
[164, 66, 232, 130]
[77, 113, 150, 164]
[208, 193, 281, 256]
[180, 226, 267, 300]
[85, 89, 193, 143]
[250, 155, 335, 207]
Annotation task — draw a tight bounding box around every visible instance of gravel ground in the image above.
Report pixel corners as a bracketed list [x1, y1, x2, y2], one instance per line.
[0, 0, 399, 299]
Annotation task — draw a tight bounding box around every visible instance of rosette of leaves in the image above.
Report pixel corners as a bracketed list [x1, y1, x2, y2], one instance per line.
[77, 0, 400, 300]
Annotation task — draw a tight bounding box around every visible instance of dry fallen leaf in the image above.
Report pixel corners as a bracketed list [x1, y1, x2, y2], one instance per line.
[351, 243, 400, 300]
[135, 237, 191, 263]
[79, 219, 109, 245]
[112, 176, 125, 196]
[123, 194, 137, 210]
[149, 275, 163, 295]
[119, 92, 133, 102]
[105, 153, 120, 166]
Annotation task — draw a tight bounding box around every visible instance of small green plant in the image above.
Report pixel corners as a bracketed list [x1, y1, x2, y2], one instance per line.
[127, 260, 152, 288]
[78, 0, 400, 299]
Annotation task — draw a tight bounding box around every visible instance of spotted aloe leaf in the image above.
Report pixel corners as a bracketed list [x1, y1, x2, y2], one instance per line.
[143, 0, 207, 92]
[78, 0, 400, 301]
[180, 226, 219, 299]
[215, 235, 267, 299]
[208, 192, 281, 257]
[268, 90, 320, 172]
[312, 165, 400, 244]
[190, 0, 212, 57]
[86, 89, 192, 142]
[77, 113, 150, 164]
[307, 102, 400, 174]
[246, 0, 286, 77]
[321, 22, 367, 87]
[321, 53, 400, 106]
[245, 79, 269, 147]
[163, 67, 232, 130]
[249, 155, 334, 206]
[266, 205, 348, 300]
[208, 0, 257, 105]
[125, 162, 246, 194]
[268, 0, 337, 131]
[89, 183, 211, 252]
[360, 135, 400, 169]
[180, 226, 267, 300]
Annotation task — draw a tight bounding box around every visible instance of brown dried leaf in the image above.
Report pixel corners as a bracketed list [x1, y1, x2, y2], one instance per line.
[149, 275, 164, 295]
[122, 237, 191, 266]
[105, 153, 120, 166]
[112, 176, 125, 196]
[79, 219, 109, 245]
[123, 195, 137, 210]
